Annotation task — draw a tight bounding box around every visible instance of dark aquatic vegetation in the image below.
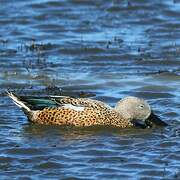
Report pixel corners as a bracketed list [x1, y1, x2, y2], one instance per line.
[0, 0, 180, 179]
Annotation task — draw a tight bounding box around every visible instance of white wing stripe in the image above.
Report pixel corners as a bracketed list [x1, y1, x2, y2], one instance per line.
[62, 104, 85, 112]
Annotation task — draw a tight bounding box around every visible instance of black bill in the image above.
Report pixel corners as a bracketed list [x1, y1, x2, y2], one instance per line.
[131, 111, 168, 129]
[131, 119, 151, 129]
[145, 111, 168, 127]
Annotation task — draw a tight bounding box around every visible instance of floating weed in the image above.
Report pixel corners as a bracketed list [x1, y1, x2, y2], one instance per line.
[17, 39, 55, 70]
[0, 39, 9, 45]
[25, 42, 54, 52]
[78, 91, 96, 98]
[23, 56, 48, 71]
[18, 39, 54, 52]
[106, 36, 124, 49]
[44, 85, 62, 95]
[174, 169, 180, 179]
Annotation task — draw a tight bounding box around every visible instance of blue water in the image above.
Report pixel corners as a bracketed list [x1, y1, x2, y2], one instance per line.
[0, 0, 180, 179]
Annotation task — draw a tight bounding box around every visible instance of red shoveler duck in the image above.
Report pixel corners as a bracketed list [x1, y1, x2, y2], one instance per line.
[7, 92, 167, 128]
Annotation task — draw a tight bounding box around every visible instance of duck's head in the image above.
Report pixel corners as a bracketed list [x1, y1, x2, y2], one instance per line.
[115, 96, 167, 128]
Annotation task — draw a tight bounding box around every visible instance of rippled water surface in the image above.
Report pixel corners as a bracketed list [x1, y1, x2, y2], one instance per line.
[0, 0, 180, 179]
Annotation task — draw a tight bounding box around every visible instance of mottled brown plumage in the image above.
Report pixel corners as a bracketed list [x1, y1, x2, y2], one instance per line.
[7, 92, 168, 128]
[32, 97, 133, 128]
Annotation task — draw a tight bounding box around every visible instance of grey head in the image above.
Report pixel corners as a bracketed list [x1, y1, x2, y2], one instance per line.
[115, 96, 167, 128]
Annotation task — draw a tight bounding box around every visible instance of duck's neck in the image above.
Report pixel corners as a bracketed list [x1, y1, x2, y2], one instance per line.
[114, 106, 132, 121]
[107, 108, 133, 128]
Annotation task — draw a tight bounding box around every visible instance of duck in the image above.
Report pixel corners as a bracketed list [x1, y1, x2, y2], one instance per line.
[7, 91, 167, 128]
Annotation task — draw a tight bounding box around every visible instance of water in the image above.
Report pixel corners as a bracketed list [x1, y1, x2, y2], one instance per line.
[0, 0, 180, 179]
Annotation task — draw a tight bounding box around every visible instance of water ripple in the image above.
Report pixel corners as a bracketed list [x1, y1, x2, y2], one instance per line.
[0, 0, 180, 179]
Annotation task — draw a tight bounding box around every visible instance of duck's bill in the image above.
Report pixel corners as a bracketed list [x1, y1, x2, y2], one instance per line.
[145, 111, 168, 127]
[131, 119, 150, 129]
[131, 112, 168, 129]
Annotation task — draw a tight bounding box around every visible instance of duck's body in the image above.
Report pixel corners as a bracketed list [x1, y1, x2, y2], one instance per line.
[7, 92, 167, 128]
[33, 97, 132, 128]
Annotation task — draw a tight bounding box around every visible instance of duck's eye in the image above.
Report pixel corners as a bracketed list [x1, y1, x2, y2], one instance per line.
[138, 104, 145, 109]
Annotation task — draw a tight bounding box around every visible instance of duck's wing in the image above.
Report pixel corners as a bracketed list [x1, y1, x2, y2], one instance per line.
[35, 97, 113, 126]
[7, 92, 114, 126]
[8, 92, 111, 111]
[53, 96, 112, 110]
[7, 92, 68, 111]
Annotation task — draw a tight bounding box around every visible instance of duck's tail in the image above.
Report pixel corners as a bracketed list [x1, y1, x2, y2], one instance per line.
[7, 91, 31, 112]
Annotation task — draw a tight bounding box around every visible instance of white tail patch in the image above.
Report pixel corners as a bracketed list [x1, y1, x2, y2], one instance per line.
[7, 91, 31, 112]
[62, 104, 85, 112]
